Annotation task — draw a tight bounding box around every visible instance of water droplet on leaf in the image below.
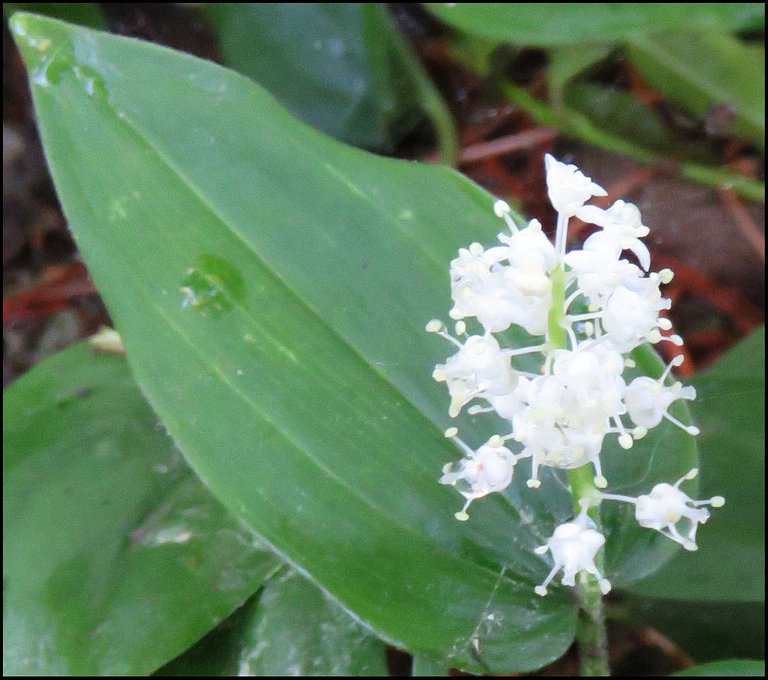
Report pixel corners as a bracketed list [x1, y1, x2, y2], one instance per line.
[180, 253, 245, 316]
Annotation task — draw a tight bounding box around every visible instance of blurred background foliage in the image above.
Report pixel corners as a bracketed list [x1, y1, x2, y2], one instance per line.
[3, 3, 764, 676]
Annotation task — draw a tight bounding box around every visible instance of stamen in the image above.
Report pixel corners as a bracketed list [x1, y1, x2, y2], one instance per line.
[599, 492, 638, 504]
[437, 330, 463, 348]
[567, 312, 602, 323]
[660, 355, 685, 383]
[676, 468, 699, 486]
[502, 343, 549, 357]
[592, 459, 608, 488]
[659, 268, 674, 284]
[447, 433, 474, 457]
[663, 412, 700, 435]
[494, 199, 520, 234]
[455, 497, 472, 522]
[493, 199, 511, 217]
[613, 416, 633, 449]
[535, 565, 559, 596]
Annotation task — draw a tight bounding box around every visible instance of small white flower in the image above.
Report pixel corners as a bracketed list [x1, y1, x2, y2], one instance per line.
[450, 242, 507, 283]
[498, 219, 556, 275]
[439, 432, 519, 521]
[577, 200, 651, 270]
[544, 154, 607, 217]
[602, 469, 725, 550]
[484, 381, 530, 419]
[431, 332, 516, 418]
[564, 246, 643, 306]
[601, 282, 671, 352]
[449, 275, 519, 333]
[448, 220, 555, 335]
[624, 356, 699, 434]
[534, 500, 611, 596]
[429, 155, 718, 574]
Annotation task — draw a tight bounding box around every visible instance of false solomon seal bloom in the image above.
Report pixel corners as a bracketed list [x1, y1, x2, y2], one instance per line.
[427, 154, 723, 595]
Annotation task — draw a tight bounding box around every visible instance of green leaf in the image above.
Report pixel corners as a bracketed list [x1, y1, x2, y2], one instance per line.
[4, 3, 106, 29]
[548, 44, 614, 108]
[443, 31, 501, 77]
[3, 342, 281, 676]
[425, 3, 764, 46]
[563, 83, 715, 162]
[153, 603, 250, 677]
[11, 14, 698, 671]
[626, 327, 765, 602]
[239, 569, 389, 676]
[202, 4, 443, 154]
[159, 568, 388, 676]
[501, 82, 765, 202]
[411, 654, 451, 675]
[674, 659, 766, 676]
[627, 31, 765, 149]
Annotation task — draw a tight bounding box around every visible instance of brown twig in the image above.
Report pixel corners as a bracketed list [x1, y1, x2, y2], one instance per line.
[457, 127, 557, 165]
[718, 187, 765, 262]
[3, 263, 97, 323]
[422, 127, 557, 165]
[632, 625, 695, 671]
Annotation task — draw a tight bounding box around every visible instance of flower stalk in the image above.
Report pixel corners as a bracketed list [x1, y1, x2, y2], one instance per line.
[553, 242, 610, 676]
[427, 154, 723, 675]
[568, 466, 610, 676]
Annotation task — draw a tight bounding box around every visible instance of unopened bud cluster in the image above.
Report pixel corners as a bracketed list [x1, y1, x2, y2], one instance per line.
[428, 155, 723, 596]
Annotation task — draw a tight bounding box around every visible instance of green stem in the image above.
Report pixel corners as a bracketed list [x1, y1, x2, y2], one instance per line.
[550, 263, 610, 676]
[384, 9, 459, 167]
[568, 468, 610, 676]
[502, 82, 765, 203]
[547, 263, 568, 349]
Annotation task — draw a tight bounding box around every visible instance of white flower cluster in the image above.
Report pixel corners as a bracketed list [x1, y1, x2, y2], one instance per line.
[428, 155, 723, 595]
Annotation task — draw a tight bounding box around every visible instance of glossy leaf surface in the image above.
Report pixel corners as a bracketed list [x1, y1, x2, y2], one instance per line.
[3, 343, 281, 675]
[159, 568, 388, 676]
[627, 327, 765, 602]
[425, 3, 764, 46]
[12, 14, 697, 671]
[243, 570, 388, 675]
